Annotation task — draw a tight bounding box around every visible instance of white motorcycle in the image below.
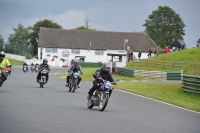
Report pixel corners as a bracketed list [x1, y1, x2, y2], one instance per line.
[23, 65, 28, 73]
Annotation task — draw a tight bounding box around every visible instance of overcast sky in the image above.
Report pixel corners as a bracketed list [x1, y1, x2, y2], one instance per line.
[0, 0, 199, 48]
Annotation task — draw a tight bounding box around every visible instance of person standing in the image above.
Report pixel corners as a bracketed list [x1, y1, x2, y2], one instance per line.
[127, 49, 131, 62]
[147, 48, 152, 58]
[138, 50, 141, 61]
[153, 48, 157, 56]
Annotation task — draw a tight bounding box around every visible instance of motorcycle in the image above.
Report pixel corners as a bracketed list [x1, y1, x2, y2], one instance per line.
[23, 65, 28, 72]
[87, 78, 118, 111]
[35, 65, 39, 73]
[0, 68, 11, 87]
[31, 65, 35, 72]
[39, 68, 48, 88]
[68, 72, 79, 93]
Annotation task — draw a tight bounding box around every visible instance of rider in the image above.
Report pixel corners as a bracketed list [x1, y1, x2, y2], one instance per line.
[23, 62, 28, 71]
[36, 59, 50, 83]
[35, 62, 39, 70]
[87, 62, 117, 99]
[0, 51, 12, 83]
[65, 59, 83, 88]
[31, 62, 35, 70]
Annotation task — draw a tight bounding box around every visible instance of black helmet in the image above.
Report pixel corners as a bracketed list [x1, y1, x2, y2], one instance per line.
[0, 51, 5, 62]
[102, 62, 110, 73]
[43, 59, 48, 64]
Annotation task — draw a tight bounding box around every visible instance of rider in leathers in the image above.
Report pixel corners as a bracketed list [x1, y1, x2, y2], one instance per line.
[36, 59, 50, 83]
[87, 62, 117, 99]
[0, 51, 12, 84]
[66, 60, 82, 88]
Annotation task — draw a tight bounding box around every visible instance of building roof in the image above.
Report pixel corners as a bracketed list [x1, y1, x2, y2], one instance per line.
[38, 28, 158, 52]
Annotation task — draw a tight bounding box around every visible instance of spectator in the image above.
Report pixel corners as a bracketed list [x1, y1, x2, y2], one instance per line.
[172, 47, 178, 52]
[129, 50, 133, 61]
[197, 43, 199, 47]
[127, 49, 133, 62]
[177, 42, 182, 51]
[138, 50, 141, 61]
[133, 55, 137, 62]
[147, 48, 152, 58]
[197, 38, 200, 44]
[153, 48, 157, 56]
[182, 41, 186, 49]
[164, 46, 170, 53]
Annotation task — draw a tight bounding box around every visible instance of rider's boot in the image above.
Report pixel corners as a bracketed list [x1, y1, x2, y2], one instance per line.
[77, 84, 80, 88]
[87, 95, 92, 100]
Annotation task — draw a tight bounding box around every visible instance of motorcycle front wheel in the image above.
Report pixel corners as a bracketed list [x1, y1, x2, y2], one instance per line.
[87, 99, 93, 109]
[98, 93, 109, 111]
[69, 81, 72, 92]
[72, 79, 78, 93]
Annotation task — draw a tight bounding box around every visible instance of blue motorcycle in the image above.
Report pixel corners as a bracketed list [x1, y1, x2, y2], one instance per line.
[87, 77, 118, 111]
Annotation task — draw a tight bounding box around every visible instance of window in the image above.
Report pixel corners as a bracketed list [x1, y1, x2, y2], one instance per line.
[52, 48, 58, 53]
[95, 50, 104, 55]
[72, 49, 80, 54]
[46, 48, 51, 53]
[45, 48, 58, 53]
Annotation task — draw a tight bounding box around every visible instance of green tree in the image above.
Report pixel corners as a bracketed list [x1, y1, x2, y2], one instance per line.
[8, 23, 30, 54]
[0, 35, 4, 51]
[143, 6, 186, 48]
[29, 19, 62, 55]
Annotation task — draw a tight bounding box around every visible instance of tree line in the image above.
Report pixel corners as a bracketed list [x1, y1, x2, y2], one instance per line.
[0, 6, 186, 57]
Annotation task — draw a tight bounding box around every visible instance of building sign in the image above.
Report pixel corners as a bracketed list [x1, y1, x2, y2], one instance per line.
[62, 50, 70, 57]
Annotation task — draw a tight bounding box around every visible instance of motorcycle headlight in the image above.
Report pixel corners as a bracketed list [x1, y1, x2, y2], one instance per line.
[73, 73, 78, 78]
[105, 83, 112, 89]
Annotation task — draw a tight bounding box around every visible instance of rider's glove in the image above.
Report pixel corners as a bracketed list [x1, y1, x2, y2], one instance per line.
[113, 81, 117, 85]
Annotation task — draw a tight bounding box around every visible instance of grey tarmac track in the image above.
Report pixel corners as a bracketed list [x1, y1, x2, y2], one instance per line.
[0, 66, 199, 133]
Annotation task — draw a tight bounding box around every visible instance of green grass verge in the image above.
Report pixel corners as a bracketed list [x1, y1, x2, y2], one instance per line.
[116, 82, 200, 112]
[55, 67, 200, 112]
[54, 67, 142, 81]
[8, 58, 24, 66]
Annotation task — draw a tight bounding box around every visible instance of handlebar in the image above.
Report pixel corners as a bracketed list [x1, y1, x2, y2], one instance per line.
[96, 76, 119, 85]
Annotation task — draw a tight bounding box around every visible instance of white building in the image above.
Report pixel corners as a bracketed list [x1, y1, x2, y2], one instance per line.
[38, 28, 158, 67]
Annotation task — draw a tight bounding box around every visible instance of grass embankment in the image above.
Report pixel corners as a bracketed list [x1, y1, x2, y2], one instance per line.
[55, 67, 200, 112]
[126, 48, 200, 75]
[8, 59, 24, 66]
[116, 82, 200, 112]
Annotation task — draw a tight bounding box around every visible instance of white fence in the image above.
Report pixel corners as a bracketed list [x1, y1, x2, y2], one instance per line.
[5, 53, 42, 65]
